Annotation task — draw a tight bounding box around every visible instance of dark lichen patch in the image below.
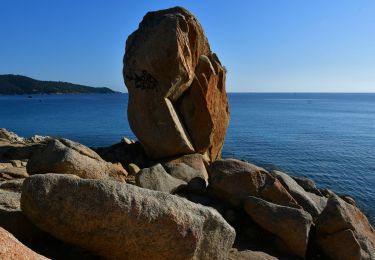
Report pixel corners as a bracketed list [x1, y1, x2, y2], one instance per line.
[126, 70, 158, 91]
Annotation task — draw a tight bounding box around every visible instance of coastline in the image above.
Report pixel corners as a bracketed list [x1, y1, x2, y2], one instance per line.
[1, 92, 374, 227]
[0, 92, 124, 96]
[1, 128, 375, 259]
[1, 4, 374, 259]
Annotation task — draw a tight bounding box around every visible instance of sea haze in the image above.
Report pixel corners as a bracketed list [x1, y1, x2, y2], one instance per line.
[0, 93, 374, 224]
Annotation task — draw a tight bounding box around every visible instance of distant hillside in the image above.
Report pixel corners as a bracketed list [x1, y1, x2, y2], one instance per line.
[0, 74, 116, 95]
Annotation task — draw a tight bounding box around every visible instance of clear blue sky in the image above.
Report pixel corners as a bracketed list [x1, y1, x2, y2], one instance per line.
[1, 0, 374, 92]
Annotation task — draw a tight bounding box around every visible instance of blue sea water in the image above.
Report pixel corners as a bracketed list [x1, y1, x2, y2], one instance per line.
[0, 93, 374, 224]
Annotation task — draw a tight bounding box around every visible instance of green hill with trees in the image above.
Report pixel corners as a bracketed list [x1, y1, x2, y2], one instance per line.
[0, 74, 116, 95]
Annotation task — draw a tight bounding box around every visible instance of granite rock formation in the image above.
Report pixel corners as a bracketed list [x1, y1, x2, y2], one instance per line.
[0, 227, 49, 260]
[0, 126, 375, 259]
[244, 196, 312, 257]
[21, 174, 236, 260]
[123, 6, 229, 161]
[1, 5, 375, 260]
[27, 139, 127, 182]
[208, 159, 299, 208]
[135, 163, 187, 193]
[316, 195, 375, 259]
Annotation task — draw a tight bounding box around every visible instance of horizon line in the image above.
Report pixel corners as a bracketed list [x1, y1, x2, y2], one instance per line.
[116, 91, 375, 94]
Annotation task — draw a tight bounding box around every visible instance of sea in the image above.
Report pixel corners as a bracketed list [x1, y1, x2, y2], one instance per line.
[0, 93, 374, 224]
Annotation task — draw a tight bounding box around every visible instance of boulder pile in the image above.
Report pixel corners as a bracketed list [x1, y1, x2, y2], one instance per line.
[1, 6, 374, 260]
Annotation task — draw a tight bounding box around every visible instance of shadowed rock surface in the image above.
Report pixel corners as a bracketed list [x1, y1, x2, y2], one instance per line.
[135, 163, 187, 193]
[292, 176, 322, 196]
[244, 196, 312, 258]
[94, 140, 150, 168]
[0, 179, 48, 242]
[0, 227, 49, 260]
[271, 170, 323, 219]
[164, 162, 207, 193]
[163, 153, 209, 182]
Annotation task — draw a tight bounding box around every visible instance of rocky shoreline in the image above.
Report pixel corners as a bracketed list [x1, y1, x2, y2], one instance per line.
[1, 127, 374, 259]
[1, 6, 375, 260]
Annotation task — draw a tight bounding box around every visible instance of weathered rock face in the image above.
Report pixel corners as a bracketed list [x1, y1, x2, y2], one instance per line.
[244, 196, 312, 258]
[0, 128, 50, 145]
[292, 176, 322, 196]
[127, 163, 140, 175]
[123, 6, 229, 161]
[27, 139, 127, 182]
[135, 163, 187, 193]
[0, 129, 48, 181]
[21, 174, 235, 260]
[228, 248, 278, 260]
[164, 163, 207, 193]
[306, 191, 327, 212]
[271, 170, 323, 219]
[316, 195, 375, 259]
[176, 53, 228, 161]
[163, 153, 209, 182]
[0, 179, 48, 242]
[0, 165, 28, 181]
[208, 159, 299, 208]
[0, 227, 49, 260]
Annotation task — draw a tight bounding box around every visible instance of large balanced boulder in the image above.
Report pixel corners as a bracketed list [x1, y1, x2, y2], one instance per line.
[27, 139, 127, 181]
[21, 174, 235, 260]
[244, 196, 313, 258]
[123, 6, 229, 161]
[208, 159, 299, 208]
[316, 195, 375, 259]
[0, 227, 48, 260]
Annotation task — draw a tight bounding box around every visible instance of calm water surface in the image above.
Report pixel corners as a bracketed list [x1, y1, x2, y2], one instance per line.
[1, 93, 374, 224]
